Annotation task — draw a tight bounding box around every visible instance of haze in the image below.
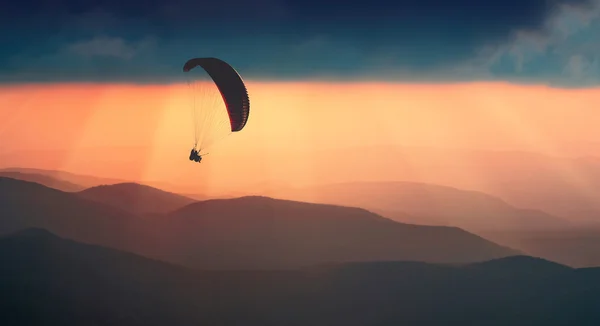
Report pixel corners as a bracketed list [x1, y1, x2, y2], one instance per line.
[2, 82, 600, 193]
[7, 0, 600, 324]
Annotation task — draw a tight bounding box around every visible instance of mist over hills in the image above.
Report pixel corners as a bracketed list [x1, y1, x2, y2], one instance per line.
[162, 196, 518, 269]
[0, 170, 85, 192]
[6, 145, 600, 223]
[236, 146, 600, 224]
[2, 164, 573, 233]
[0, 167, 127, 188]
[5, 168, 600, 268]
[267, 181, 570, 232]
[2, 228, 600, 326]
[4, 154, 600, 324]
[483, 228, 600, 268]
[0, 177, 518, 270]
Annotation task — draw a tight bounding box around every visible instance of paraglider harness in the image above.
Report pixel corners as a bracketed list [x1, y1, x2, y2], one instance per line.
[189, 148, 207, 163]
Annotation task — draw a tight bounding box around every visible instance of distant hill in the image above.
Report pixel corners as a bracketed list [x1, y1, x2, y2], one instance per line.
[0, 171, 85, 192]
[0, 167, 211, 200]
[0, 178, 518, 270]
[9, 145, 600, 223]
[3, 228, 600, 326]
[210, 145, 600, 224]
[269, 181, 570, 232]
[0, 167, 127, 188]
[77, 183, 196, 215]
[163, 196, 519, 269]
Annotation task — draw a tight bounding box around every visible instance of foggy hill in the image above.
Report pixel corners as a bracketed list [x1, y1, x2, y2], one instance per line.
[0, 178, 518, 270]
[77, 183, 196, 215]
[0, 167, 209, 200]
[162, 196, 519, 269]
[224, 145, 600, 224]
[3, 228, 600, 326]
[9, 145, 600, 223]
[0, 167, 127, 188]
[269, 181, 570, 232]
[0, 171, 85, 192]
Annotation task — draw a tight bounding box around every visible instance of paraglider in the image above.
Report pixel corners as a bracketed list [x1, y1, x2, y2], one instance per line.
[182, 57, 250, 163]
[189, 148, 202, 163]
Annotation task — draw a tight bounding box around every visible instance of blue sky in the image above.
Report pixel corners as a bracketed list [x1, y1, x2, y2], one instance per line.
[1, 0, 599, 86]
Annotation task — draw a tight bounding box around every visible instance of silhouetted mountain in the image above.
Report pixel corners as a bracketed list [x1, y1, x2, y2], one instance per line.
[78, 183, 196, 215]
[0, 171, 85, 192]
[0, 178, 518, 270]
[269, 181, 569, 232]
[162, 196, 519, 269]
[3, 229, 600, 326]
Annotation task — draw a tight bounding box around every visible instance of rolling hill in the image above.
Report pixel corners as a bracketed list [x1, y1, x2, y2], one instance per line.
[0, 177, 519, 270]
[77, 183, 196, 215]
[162, 196, 519, 269]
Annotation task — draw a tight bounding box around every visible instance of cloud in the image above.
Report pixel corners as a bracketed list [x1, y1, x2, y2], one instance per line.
[563, 54, 599, 81]
[456, 0, 600, 86]
[0, 0, 598, 85]
[65, 37, 140, 59]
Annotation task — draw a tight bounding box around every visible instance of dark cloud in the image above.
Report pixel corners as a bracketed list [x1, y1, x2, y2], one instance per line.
[0, 0, 596, 84]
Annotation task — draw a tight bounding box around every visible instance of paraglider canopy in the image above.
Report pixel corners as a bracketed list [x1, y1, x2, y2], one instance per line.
[183, 57, 250, 136]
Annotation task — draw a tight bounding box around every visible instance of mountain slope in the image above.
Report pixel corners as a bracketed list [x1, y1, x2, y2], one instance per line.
[2, 229, 600, 326]
[77, 183, 196, 215]
[162, 196, 519, 269]
[270, 181, 569, 232]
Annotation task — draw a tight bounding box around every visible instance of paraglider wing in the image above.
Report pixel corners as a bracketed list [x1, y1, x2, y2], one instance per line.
[183, 57, 250, 132]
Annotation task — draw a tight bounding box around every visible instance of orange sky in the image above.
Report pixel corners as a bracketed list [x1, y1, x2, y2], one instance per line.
[1, 81, 600, 195]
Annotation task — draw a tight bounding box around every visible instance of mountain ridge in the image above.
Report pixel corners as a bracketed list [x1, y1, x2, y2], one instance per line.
[0, 177, 520, 270]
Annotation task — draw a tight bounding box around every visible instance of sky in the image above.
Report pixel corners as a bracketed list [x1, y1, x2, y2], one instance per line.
[2, 0, 600, 195]
[2, 0, 600, 85]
